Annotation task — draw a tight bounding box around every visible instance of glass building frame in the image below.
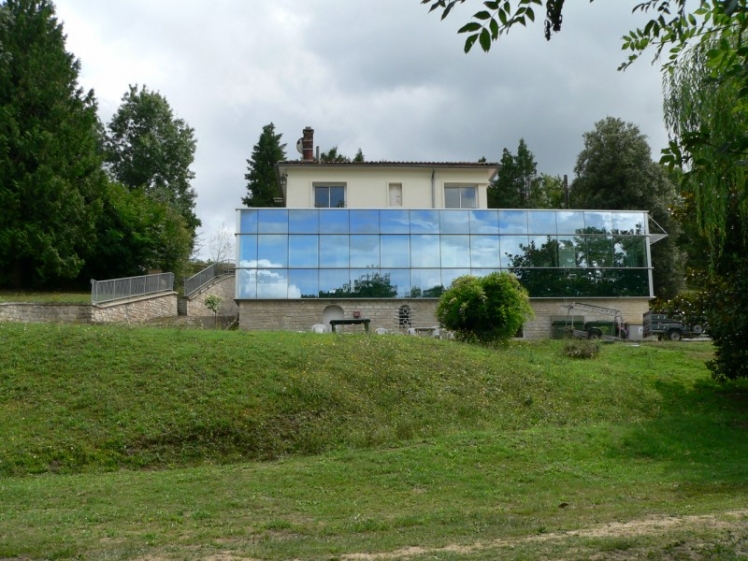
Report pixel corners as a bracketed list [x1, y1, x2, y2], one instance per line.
[236, 208, 653, 300]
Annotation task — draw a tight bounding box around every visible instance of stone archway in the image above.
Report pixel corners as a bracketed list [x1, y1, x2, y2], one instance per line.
[322, 305, 344, 330]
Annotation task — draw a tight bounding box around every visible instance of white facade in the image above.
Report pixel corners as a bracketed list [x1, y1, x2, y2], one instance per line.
[276, 162, 498, 209]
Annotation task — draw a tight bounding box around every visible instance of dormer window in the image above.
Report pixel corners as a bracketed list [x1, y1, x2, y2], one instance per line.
[315, 184, 346, 208]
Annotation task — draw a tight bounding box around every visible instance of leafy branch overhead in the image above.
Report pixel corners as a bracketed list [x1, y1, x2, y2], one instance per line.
[421, 0, 745, 69]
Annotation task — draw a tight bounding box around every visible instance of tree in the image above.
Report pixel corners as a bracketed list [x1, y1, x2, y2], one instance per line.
[105, 85, 200, 237]
[436, 272, 534, 344]
[663, 36, 748, 381]
[242, 123, 286, 207]
[0, 0, 106, 288]
[488, 139, 546, 208]
[207, 223, 234, 264]
[204, 294, 222, 327]
[570, 117, 684, 300]
[79, 180, 193, 281]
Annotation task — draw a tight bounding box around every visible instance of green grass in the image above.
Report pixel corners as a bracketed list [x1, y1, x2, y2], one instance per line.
[1, 323, 747, 560]
[0, 290, 91, 304]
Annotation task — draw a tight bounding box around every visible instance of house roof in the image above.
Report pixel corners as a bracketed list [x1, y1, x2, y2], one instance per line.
[278, 160, 498, 169]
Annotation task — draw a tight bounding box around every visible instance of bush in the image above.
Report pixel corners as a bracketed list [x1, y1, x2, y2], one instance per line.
[436, 272, 534, 345]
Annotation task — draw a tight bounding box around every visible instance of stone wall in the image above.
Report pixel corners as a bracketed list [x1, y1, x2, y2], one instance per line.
[238, 297, 651, 339]
[0, 302, 93, 323]
[185, 275, 238, 317]
[523, 298, 650, 339]
[238, 299, 440, 333]
[92, 292, 178, 324]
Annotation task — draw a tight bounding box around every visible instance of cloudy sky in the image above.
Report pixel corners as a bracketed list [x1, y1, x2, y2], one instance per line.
[53, 1, 668, 257]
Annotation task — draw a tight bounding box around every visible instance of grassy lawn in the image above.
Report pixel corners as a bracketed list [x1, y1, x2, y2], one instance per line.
[0, 290, 90, 304]
[0, 323, 746, 560]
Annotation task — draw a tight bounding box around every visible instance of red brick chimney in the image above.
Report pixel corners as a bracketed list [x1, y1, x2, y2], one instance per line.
[302, 127, 314, 161]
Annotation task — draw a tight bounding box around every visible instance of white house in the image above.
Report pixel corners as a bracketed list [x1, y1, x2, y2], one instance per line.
[235, 127, 655, 337]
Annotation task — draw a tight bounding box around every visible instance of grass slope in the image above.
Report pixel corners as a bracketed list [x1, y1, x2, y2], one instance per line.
[1, 323, 747, 560]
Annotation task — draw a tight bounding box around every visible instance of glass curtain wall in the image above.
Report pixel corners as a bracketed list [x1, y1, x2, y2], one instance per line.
[236, 209, 651, 299]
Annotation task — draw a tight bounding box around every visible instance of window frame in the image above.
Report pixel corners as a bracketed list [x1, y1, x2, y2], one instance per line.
[444, 184, 478, 209]
[314, 183, 347, 208]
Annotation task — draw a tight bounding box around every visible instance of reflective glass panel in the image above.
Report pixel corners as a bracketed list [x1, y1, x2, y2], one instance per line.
[440, 210, 470, 234]
[289, 269, 318, 298]
[442, 268, 471, 289]
[256, 269, 289, 298]
[319, 235, 349, 267]
[441, 235, 470, 267]
[584, 211, 612, 234]
[612, 212, 645, 235]
[319, 269, 351, 297]
[380, 210, 410, 233]
[350, 235, 380, 268]
[411, 235, 440, 267]
[289, 235, 318, 267]
[556, 211, 585, 234]
[382, 269, 411, 298]
[349, 270, 398, 297]
[238, 235, 257, 266]
[381, 235, 410, 267]
[585, 235, 614, 267]
[527, 211, 557, 235]
[556, 236, 582, 268]
[410, 210, 440, 234]
[258, 235, 288, 267]
[236, 269, 257, 299]
[500, 235, 528, 268]
[410, 269, 443, 298]
[470, 235, 500, 268]
[469, 210, 499, 234]
[524, 235, 559, 267]
[319, 209, 349, 234]
[240, 210, 258, 234]
[614, 236, 646, 267]
[258, 209, 288, 233]
[289, 209, 319, 234]
[499, 210, 528, 234]
[350, 210, 380, 234]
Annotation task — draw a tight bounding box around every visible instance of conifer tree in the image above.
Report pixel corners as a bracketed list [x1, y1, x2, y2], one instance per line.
[0, 0, 106, 288]
[242, 123, 286, 207]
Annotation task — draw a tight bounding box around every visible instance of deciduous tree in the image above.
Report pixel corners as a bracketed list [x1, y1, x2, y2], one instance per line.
[105, 85, 200, 237]
[242, 123, 286, 207]
[571, 117, 684, 300]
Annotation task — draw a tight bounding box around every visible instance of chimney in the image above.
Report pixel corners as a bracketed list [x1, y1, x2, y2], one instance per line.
[302, 127, 314, 161]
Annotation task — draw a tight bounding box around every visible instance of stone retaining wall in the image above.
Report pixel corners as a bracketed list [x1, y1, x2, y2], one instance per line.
[185, 275, 238, 317]
[238, 297, 651, 339]
[238, 299, 440, 333]
[0, 302, 92, 323]
[0, 292, 178, 325]
[92, 292, 178, 324]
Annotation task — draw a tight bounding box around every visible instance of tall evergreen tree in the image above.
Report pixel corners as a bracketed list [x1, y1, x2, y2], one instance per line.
[0, 0, 106, 288]
[571, 117, 685, 300]
[242, 123, 286, 207]
[104, 85, 200, 237]
[488, 139, 548, 208]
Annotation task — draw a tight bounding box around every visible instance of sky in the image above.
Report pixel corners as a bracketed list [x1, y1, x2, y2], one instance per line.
[53, 0, 669, 258]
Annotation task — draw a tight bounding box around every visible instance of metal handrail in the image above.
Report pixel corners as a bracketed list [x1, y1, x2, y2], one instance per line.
[91, 272, 175, 305]
[183, 262, 235, 298]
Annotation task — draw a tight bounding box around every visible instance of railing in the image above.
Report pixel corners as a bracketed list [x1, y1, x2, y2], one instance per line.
[91, 272, 175, 305]
[183, 262, 235, 298]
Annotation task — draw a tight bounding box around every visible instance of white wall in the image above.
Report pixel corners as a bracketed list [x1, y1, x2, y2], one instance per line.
[279, 165, 493, 209]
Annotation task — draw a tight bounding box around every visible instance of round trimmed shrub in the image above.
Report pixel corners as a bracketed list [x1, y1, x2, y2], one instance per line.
[436, 272, 534, 344]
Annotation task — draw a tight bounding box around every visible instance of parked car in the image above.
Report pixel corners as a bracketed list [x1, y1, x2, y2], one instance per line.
[643, 311, 705, 341]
